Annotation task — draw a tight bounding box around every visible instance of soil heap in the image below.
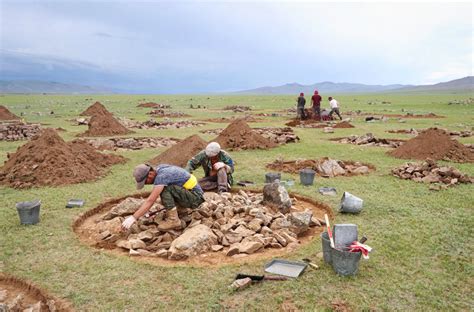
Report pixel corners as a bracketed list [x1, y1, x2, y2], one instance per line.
[148, 134, 207, 167]
[388, 128, 474, 163]
[80, 101, 110, 116]
[0, 105, 20, 120]
[333, 121, 354, 128]
[213, 119, 277, 150]
[79, 111, 132, 137]
[0, 128, 126, 189]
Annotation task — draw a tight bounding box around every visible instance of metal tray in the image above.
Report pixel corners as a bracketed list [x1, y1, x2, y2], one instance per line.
[264, 259, 308, 278]
[66, 199, 85, 208]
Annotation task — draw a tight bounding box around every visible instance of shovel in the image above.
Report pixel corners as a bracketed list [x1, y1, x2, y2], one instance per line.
[235, 274, 288, 282]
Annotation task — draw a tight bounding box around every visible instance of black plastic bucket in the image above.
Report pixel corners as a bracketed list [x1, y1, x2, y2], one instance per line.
[16, 200, 41, 225]
[331, 248, 361, 276]
[321, 232, 332, 264]
[265, 172, 281, 183]
[299, 168, 316, 186]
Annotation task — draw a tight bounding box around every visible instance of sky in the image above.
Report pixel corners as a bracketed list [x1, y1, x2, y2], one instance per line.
[0, 0, 472, 93]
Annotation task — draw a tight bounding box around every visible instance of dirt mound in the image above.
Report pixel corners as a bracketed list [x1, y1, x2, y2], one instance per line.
[79, 112, 132, 137]
[0, 105, 20, 120]
[213, 119, 277, 150]
[148, 134, 207, 167]
[285, 119, 323, 127]
[388, 128, 474, 163]
[333, 121, 354, 128]
[80, 101, 110, 116]
[0, 274, 73, 311]
[0, 128, 126, 189]
[267, 158, 375, 177]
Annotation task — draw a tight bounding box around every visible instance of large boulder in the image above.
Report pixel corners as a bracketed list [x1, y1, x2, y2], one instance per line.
[317, 159, 346, 177]
[168, 224, 218, 260]
[263, 182, 292, 213]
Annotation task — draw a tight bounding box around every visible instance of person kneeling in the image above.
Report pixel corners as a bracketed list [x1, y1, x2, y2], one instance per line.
[121, 164, 204, 232]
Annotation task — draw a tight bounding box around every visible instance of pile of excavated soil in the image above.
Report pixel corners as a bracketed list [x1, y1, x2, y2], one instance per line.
[333, 121, 354, 128]
[0, 274, 73, 311]
[285, 119, 323, 127]
[80, 101, 110, 116]
[0, 129, 126, 189]
[213, 119, 277, 151]
[388, 128, 474, 163]
[0, 106, 20, 120]
[73, 190, 331, 265]
[148, 134, 207, 167]
[267, 158, 375, 177]
[79, 112, 132, 137]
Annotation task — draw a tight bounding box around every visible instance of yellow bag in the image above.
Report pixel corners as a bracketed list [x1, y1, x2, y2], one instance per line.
[183, 174, 197, 190]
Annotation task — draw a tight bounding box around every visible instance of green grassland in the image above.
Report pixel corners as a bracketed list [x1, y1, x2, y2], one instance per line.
[0, 92, 473, 311]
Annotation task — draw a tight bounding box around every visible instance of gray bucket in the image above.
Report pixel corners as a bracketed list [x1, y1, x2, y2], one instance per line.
[16, 200, 41, 225]
[339, 192, 363, 213]
[331, 248, 362, 276]
[299, 168, 316, 186]
[265, 172, 281, 183]
[321, 232, 332, 264]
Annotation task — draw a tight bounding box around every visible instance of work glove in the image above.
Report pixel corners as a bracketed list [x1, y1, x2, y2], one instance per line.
[213, 162, 225, 170]
[121, 215, 136, 231]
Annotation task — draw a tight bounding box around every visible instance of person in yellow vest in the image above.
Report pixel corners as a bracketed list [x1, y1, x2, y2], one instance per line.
[121, 164, 204, 231]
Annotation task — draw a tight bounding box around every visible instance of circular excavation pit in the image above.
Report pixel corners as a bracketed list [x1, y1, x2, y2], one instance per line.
[73, 189, 332, 267]
[76, 137, 180, 151]
[0, 274, 73, 311]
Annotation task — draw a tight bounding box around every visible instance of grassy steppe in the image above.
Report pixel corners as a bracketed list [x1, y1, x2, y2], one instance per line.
[1, 92, 473, 311]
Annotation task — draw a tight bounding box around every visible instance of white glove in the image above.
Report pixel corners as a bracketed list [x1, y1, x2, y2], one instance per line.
[121, 216, 136, 230]
[213, 162, 225, 170]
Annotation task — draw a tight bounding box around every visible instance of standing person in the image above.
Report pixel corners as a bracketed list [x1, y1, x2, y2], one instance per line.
[311, 90, 322, 121]
[121, 163, 204, 231]
[186, 142, 234, 193]
[328, 96, 342, 120]
[296, 92, 306, 120]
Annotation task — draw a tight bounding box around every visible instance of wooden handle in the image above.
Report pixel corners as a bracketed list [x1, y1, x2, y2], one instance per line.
[324, 214, 335, 248]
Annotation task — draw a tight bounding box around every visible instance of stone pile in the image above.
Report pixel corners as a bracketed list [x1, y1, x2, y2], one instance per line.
[148, 109, 189, 118]
[74, 117, 89, 125]
[336, 133, 404, 148]
[95, 189, 325, 260]
[0, 122, 41, 141]
[200, 127, 299, 145]
[391, 158, 473, 190]
[0, 290, 58, 311]
[77, 137, 180, 151]
[448, 98, 473, 105]
[137, 102, 171, 108]
[223, 105, 252, 112]
[388, 128, 472, 138]
[119, 118, 205, 129]
[204, 115, 261, 123]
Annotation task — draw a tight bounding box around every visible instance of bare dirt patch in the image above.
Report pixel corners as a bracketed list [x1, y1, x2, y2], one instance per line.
[333, 121, 354, 128]
[0, 105, 20, 120]
[73, 189, 332, 267]
[0, 273, 73, 311]
[77, 137, 180, 151]
[267, 158, 375, 177]
[201, 127, 299, 145]
[213, 120, 277, 151]
[148, 134, 207, 167]
[331, 133, 406, 148]
[388, 128, 474, 163]
[0, 129, 126, 189]
[0, 122, 41, 141]
[285, 119, 325, 128]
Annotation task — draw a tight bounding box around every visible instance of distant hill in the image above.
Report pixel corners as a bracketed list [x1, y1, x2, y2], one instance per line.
[396, 76, 473, 92]
[0, 80, 114, 94]
[235, 76, 473, 94]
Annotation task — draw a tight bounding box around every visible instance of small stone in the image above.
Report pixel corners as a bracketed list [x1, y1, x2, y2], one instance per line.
[239, 241, 263, 254]
[116, 239, 132, 250]
[156, 249, 169, 258]
[226, 244, 240, 256]
[129, 238, 147, 250]
[137, 249, 153, 256]
[211, 245, 224, 252]
[229, 277, 253, 291]
[0, 290, 7, 301]
[129, 249, 140, 256]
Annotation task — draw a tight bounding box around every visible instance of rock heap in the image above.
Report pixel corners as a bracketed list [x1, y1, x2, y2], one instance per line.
[267, 157, 375, 177]
[77, 137, 180, 151]
[223, 105, 252, 112]
[391, 158, 473, 190]
[204, 115, 261, 123]
[0, 105, 20, 120]
[148, 109, 189, 118]
[0, 122, 41, 141]
[137, 102, 171, 108]
[335, 133, 404, 148]
[126, 119, 205, 129]
[93, 190, 326, 260]
[201, 127, 299, 145]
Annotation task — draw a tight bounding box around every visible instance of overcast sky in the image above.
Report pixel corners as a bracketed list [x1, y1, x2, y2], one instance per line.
[1, 1, 472, 93]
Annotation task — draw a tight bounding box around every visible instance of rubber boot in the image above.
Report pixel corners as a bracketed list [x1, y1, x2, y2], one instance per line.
[157, 207, 182, 231]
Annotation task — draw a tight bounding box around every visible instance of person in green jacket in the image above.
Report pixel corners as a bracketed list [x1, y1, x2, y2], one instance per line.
[185, 142, 234, 193]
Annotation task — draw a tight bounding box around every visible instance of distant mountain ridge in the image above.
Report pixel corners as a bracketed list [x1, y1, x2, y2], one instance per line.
[235, 76, 473, 94]
[0, 80, 114, 94]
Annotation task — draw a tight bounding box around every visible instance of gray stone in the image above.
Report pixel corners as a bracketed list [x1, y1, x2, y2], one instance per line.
[211, 245, 224, 252]
[288, 210, 313, 235]
[103, 197, 144, 220]
[317, 159, 346, 177]
[263, 182, 292, 213]
[168, 224, 218, 260]
[116, 239, 132, 250]
[238, 241, 263, 254]
[96, 218, 122, 235]
[129, 238, 147, 250]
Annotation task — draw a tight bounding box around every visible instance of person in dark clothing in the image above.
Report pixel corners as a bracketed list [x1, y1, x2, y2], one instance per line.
[311, 90, 322, 121]
[297, 92, 306, 120]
